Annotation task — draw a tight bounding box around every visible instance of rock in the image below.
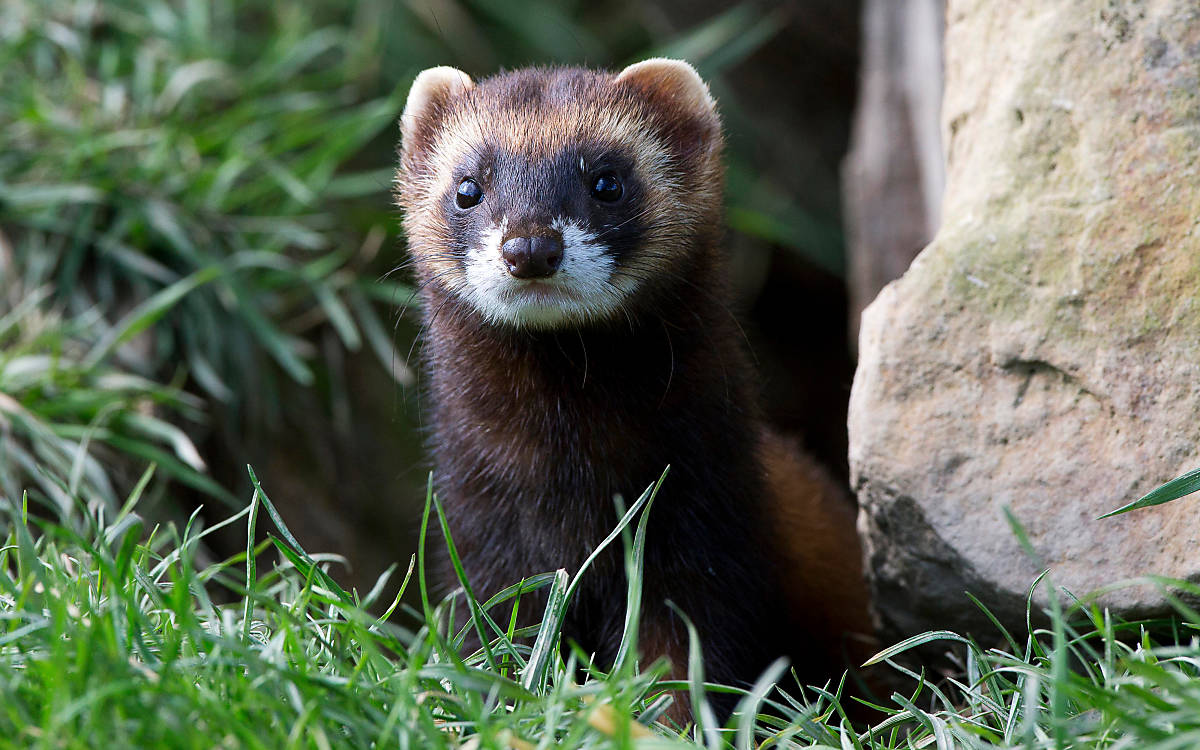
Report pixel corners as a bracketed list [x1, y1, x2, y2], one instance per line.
[849, 0, 1200, 637]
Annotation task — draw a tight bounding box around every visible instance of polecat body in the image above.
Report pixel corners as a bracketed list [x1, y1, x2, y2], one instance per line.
[396, 60, 872, 712]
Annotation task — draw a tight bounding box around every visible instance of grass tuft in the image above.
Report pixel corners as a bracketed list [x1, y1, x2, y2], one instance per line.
[5, 463, 1200, 747]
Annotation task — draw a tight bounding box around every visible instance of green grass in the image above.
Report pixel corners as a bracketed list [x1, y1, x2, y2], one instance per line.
[4, 463, 1200, 748]
[0, 0, 417, 512]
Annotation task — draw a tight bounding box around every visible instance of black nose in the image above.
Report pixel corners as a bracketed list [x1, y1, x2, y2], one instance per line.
[500, 234, 564, 279]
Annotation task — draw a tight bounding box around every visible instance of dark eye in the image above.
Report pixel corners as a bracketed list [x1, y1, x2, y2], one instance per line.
[456, 178, 483, 209]
[591, 173, 623, 202]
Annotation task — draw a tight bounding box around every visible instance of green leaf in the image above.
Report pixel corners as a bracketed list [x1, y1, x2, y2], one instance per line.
[612, 469, 667, 675]
[82, 265, 224, 370]
[431, 491, 498, 672]
[156, 59, 233, 113]
[1099, 466, 1200, 518]
[520, 568, 570, 693]
[268, 536, 354, 609]
[311, 282, 361, 351]
[861, 630, 974, 667]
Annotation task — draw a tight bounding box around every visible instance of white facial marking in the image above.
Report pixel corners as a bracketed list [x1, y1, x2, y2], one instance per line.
[459, 218, 630, 329]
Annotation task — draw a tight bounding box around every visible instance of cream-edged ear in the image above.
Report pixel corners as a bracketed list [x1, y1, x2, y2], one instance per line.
[403, 67, 473, 124]
[400, 66, 474, 160]
[615, 58, 716, 120]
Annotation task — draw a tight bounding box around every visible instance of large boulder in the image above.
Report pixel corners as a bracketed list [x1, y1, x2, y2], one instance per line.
[849, 0, 1200, 637]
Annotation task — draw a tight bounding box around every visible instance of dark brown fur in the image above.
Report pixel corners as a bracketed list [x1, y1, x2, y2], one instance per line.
[396, 62, 874, 717]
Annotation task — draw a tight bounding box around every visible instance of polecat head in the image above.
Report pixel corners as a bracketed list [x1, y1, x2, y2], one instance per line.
[396, 59, 723, 330]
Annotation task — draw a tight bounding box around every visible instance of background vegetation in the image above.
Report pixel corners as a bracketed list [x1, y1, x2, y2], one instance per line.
[5, 0, 1198, 747]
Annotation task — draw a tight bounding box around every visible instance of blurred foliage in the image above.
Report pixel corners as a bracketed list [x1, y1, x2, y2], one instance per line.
[0, 271, 219, 512]
[0, 0, 839, 515]
[0, 0, 419, 512]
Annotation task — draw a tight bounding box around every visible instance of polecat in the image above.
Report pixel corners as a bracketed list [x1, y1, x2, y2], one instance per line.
[395, 59, 873, 716]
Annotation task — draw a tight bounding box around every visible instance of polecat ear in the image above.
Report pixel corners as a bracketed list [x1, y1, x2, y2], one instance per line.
[400, 66, 474, 172]
[615, 58, 717, 121]
[615, 58, 719, 159]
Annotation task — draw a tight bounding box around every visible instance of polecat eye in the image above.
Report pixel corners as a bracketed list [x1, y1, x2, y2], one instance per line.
[591, 173, 623, 202]
[456, 178, 483, 209]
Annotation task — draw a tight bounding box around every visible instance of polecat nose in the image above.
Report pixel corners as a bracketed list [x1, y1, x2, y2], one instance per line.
[500, 234, 564, 279]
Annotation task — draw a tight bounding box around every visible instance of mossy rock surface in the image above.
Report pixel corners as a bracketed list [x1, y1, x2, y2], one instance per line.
[849, 0, 1200, 636]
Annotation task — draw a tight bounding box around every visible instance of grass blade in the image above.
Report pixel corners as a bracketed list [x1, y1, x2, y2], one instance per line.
[1099, 466, 1200, 518]
[862, 631, 973, 667]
